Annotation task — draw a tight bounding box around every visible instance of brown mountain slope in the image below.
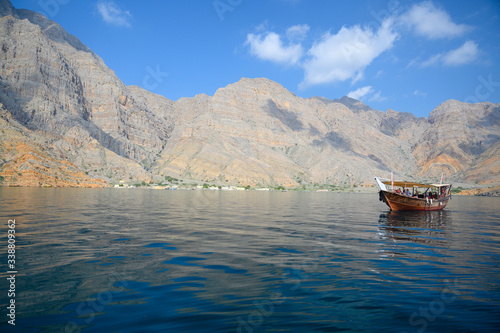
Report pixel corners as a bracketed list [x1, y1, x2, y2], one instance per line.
[151, 78, 418, 186]
[0, 0, 499, 187]
[0, 104, 107, 187]
[412, 100, 500, 183]
[0, 5, 172, 181]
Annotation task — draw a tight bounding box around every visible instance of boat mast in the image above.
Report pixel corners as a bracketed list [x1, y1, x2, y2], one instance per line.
[391, 171, 394, 192]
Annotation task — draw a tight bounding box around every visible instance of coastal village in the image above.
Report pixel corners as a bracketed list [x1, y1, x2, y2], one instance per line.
[112, 180, 353, 192]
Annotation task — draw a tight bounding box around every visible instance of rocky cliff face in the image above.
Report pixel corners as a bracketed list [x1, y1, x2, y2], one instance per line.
[0, 103, 107, 187]
[0, 0, 499, 187]
[0, 0, 172, 185]
[413, 100, 500, 184]
[151, 78, 416, 186]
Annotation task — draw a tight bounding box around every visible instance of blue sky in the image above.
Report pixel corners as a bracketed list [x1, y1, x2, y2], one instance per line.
[11, 0, 500, 118]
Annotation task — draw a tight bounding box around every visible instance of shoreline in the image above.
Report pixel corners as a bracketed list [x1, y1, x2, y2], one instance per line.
[2, 184, 499, 196]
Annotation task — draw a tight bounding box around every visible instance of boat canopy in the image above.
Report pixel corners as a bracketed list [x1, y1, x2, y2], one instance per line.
[377, 179, 451, 188]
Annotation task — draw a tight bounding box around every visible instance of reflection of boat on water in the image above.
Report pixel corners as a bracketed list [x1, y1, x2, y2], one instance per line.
[375, 177, 452, 211]
[381, 210, 452, 229]
[377, 210, 452, 258]
[379, 210, 452, 245]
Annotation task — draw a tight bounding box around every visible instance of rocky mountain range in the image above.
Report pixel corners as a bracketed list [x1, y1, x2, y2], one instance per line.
[0, 0, 499, 188]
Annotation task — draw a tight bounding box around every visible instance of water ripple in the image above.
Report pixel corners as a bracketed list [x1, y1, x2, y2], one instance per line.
[0, 189, 499, 332]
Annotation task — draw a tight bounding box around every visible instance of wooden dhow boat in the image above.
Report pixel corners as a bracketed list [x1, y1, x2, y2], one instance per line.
[375, 177, 452, 211]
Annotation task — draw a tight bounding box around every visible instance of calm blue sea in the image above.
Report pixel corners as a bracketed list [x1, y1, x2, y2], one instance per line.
[0, 188, 499, 332]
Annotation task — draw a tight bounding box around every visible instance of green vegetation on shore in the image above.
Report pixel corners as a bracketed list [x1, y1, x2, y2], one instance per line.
[112, 176, 378, 192]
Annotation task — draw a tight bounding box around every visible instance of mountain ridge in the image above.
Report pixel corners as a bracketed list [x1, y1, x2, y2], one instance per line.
[0, 0, 499, 188]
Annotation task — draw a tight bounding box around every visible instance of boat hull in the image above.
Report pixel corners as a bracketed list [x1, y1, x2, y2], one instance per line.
[379, 190, 450, 211]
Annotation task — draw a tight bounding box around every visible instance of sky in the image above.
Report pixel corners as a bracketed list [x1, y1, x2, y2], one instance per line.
[11, 0, 500, 118]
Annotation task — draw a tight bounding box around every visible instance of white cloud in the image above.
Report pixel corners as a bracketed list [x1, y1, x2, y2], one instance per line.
[245, 19, 397, 87]
[246, 32, 303, 66]
[244, 2, 476, 90]
[369, 90, 385, 102]
[96, 1, 132, 27]
[286, 24, 310, 41]
[347, 86, 386, 102]
[422, 40, 479, 67]
[300, 18, 397, 88]
[413, 90, 427, 97]
[348, 86, 373, 100]
[421, 53, 443, 67]
[406, 57, 421, 69]
[442, 40, 478, 66]
[401, 1, 469, 39]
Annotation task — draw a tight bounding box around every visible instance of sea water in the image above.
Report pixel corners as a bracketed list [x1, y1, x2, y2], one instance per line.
[0, 188, 499, 332]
